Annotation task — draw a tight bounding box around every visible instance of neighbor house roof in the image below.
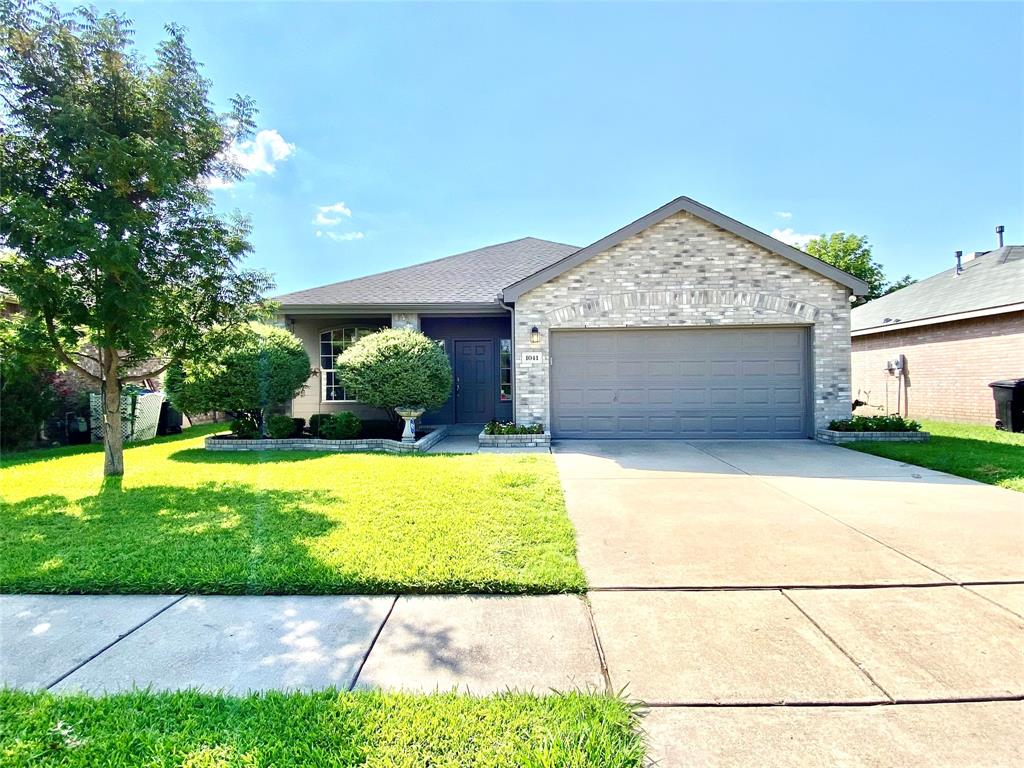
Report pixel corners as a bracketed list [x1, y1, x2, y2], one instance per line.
[274, 237, 579, 310]
[501, 197, 870, 301]
[851, 246, 1024, 336]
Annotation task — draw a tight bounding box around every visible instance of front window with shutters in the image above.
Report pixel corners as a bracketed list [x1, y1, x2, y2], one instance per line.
[320, 327, 374, 401]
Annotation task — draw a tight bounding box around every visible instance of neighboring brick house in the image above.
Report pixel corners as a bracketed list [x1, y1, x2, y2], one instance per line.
[275, 197, 867, 439]
[851, 245, 1024, 425]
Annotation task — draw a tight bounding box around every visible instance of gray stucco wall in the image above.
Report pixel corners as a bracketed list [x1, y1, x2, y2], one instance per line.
[512, 210, 853, 431]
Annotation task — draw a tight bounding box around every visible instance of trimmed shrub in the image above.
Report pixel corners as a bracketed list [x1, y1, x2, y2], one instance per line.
[338, 329, 451, 413]
[827, 414, 922, 432]
[308, 413, 328, 438]
[484, 420, 544, 436]
[318, 412, 361, 440]
[230, 415, 259, 439]
[267, 414, 298, 439]
[0, 362, 60, 450]
[166, 323, 310, 432]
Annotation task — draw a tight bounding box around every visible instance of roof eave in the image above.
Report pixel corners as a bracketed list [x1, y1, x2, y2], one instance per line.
[851, 301, 1024, 336]
[278, 300, 508, 316]
[501, 196, 870, 301]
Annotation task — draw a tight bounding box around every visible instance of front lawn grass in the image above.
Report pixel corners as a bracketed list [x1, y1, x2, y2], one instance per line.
[844, 420, 1024, 492]
[0, 689, 645, 767]
[0, 426, 585, 594]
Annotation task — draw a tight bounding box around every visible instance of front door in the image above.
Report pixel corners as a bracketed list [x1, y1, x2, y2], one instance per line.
[455, 340, 495, 423]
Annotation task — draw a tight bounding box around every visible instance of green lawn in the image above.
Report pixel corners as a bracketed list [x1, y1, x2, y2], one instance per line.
[0, 689, 645, 767]
[0, 426, 585, 594]
[844, 420, 1024, 492]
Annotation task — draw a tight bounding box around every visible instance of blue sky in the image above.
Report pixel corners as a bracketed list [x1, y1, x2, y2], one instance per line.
[86, 2, 1022, 294]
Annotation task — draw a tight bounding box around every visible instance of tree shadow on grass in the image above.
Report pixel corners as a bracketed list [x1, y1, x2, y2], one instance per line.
[0, 481, 382, 594]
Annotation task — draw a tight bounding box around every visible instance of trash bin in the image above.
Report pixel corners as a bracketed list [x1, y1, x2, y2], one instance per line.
[157, 400, 184, 436]
[989, 379, 1024, 432]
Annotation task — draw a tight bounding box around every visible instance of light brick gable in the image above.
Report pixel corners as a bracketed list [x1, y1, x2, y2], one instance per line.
[851, 311, 1024, 424]
[512, 210, 854, 431]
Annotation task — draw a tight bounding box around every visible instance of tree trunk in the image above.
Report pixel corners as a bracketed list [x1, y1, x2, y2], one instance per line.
[102, 349, 125, 477]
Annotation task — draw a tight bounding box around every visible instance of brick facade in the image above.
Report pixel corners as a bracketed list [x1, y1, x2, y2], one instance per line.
[513, 210, 854, 431]
[851, 311, 1024, 424]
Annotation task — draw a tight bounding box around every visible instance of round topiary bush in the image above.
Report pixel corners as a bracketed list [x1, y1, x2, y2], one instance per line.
[338, 328, 451, 413]
[166, 322, 311, 433]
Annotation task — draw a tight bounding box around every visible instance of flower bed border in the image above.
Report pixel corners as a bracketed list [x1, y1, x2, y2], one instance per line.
[478, 430, 551, 449]
[205, 425, 449, 453]
[816, 428, 930, 444]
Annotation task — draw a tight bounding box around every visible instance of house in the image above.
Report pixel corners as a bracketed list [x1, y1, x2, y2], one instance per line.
[851, 241, 1024, 424]
[275, 197, 868, 439]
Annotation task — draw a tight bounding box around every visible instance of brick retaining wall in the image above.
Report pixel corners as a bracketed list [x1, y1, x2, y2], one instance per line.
[478, 431, 552, 449]
[205, 425, 449, 454]
[816, 429, 930, 444]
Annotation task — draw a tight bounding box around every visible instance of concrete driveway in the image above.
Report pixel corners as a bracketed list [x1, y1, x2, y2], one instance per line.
[553, 439, 1024, 766]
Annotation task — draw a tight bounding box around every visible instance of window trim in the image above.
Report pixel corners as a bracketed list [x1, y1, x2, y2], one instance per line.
[499, 338, 512, 402]
[319, 326, 375, 403]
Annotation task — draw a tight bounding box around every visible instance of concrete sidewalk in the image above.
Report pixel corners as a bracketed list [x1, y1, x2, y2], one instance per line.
[1, 593, 603, 695]
[10, 586, 1019, 702]
[3, 586, 1023, 765]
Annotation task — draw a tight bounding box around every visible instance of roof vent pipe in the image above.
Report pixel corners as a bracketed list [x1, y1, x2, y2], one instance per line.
[996, 225, 1005, 248]
[955, 250, 963, 276]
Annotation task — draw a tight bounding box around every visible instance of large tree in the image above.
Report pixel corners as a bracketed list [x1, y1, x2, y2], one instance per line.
[0, 3, 271, 474]
[804, 233, 914, 305]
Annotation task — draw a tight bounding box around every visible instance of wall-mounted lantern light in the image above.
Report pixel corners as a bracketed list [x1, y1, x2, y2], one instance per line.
[530, 326, 541, 344]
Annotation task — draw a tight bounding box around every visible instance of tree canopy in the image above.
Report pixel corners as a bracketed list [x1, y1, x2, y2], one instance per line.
[165, 323, 310, 429]
[804, 233, 914, 304]
[0, 3, 271, 473]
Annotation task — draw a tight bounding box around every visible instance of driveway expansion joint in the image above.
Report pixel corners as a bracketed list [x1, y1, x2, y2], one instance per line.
[587, 582, 960, 592]
[642, 694, 1024, 708]
[580, 594, 613, 695]
[780, 590, 895, 703]
[44, 593, 187, 690]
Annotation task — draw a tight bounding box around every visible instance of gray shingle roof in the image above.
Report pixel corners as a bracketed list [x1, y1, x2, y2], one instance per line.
[274, 237, 579, 307]
[851, 246, 1024, 334]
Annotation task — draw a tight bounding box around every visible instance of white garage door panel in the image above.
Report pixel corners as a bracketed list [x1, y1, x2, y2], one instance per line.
[550, 327, 811, 439]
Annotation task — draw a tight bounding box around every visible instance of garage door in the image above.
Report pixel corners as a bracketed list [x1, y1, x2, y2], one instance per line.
[550, 327, 810, 439]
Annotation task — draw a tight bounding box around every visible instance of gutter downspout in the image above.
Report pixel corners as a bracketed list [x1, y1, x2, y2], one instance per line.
[498, 293, 516, 423]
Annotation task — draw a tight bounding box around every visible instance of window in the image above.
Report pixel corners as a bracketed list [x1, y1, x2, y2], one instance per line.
[320, 327, 374, 401]
[499, 338, 512, 401]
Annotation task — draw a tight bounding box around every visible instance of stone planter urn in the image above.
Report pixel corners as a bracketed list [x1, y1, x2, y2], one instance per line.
[395, 408, 425, 444]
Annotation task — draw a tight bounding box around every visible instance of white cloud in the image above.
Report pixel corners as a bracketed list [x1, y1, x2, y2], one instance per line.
[204, 129, 295, 190]
[313, 202, 353, 226]
[203, 176, 235, 191]
[774, 211, 793, 220]
[771, 228, 817, 249]
[230, 129, 295, 175]
[316, 230, 364, 242]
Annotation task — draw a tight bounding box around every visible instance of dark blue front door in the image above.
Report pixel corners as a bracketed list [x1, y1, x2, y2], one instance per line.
[455, 340, 494, 423]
